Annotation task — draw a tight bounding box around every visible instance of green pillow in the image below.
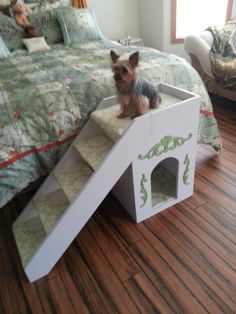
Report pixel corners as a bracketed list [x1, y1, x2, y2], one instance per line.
[0, 4, 11, 16]
[0, 13, 25, 51]
[56, 7, 103, 46]
[28, 10, 63, 45]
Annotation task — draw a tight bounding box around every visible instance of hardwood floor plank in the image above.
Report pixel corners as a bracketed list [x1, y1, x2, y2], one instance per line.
[59, 240, 116, 314]
[197, 185, 236, 214]
[20, 283, 45, 314]
[173, 204, 236, 267]
[0, 206, 32, 313]
[87, 212, 141, 282]
[196, 202, 236, 243]
[124, 272, 174, 314]
[157, 210, 236, 302]
[214, 104, 236, 121]
[146, 217, 236, 313]
[197, 158, 236, 186]
[46, 276, 78, 314]
[136, 221, 228, 314]
[130, 237, 208, 313]
[101, 195, 143, 244]
[195, 164, 236, 199]
[182, 190, 207, 209]
[216, 120, 236, 139]
[194, 175, 208, 191]
[59, 240, 114, 313]
[76, 226, 140, 314]
[56, 259, 90, 314]
[36, 281, 61, 314]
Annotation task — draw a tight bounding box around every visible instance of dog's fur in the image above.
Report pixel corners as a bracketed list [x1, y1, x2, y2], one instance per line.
[110, 50, 161, 119]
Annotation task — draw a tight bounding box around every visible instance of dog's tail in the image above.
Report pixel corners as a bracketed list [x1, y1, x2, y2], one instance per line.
[156, 85, 161, 104]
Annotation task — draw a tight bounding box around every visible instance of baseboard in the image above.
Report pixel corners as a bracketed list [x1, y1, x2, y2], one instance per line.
[209, 93, 236, 111]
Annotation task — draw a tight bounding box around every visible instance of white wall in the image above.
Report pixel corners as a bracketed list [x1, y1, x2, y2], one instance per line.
[88, 0, 140, 41]
[233, 0, 236, 18]
[138, 0, 163, 50]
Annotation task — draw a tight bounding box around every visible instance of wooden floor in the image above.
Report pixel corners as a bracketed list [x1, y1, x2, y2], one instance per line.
[0, 103, 236, 314]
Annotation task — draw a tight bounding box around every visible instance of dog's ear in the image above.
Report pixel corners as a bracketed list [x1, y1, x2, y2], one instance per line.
[10, 0, 17, 7]
[110, 50, 120, 63]
[129, 52, 139, 68]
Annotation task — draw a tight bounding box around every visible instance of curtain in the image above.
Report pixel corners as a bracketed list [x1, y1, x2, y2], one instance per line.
[72, 0, 88, 8]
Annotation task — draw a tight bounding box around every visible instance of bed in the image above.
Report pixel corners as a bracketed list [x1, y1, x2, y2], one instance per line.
[0, 6, 221, 208]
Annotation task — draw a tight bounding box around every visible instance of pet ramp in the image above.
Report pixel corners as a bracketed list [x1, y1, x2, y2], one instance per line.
[12, 83, 200, 282]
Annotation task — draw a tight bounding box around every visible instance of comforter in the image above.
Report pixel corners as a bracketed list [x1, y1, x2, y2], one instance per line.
[0, 39, 221, 207]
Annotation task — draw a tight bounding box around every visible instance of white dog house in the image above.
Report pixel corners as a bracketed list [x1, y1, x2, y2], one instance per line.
[13, 83, 200, 282]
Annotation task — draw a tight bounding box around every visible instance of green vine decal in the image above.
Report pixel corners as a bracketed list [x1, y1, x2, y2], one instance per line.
[138, 134, 192, 160]
[183, 154, 190, 185]
[140, 173, 148, 207]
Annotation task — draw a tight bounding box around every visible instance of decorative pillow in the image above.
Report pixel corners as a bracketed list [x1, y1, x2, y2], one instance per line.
[56, 7, 103, 46]
[0, 3, 11, 16]
[0, 12, 25, 51]
[230, 29, 236, 53]
[0, 35, 10, 58]
[28, 9, 63, 44]
[207, 24, 236, 57]
[22, 37, 50, 53]
[29, 1, 61, 14]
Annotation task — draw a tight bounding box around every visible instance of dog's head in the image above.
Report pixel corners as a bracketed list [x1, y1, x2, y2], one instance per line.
[110, 50, 139, 85]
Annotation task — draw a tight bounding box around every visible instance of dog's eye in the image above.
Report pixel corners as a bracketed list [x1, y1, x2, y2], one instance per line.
[122, 67, 128, 74]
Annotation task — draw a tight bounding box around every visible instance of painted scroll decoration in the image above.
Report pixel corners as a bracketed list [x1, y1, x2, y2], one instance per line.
[138, 133, 192, 160]
[140, 173, 148, 207]
[183, 154, 190, 185]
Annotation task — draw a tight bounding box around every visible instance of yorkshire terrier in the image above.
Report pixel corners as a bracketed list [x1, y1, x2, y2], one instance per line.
[110, 50, 161, 119]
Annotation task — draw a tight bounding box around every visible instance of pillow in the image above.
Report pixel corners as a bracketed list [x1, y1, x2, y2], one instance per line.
[230, 29, 236, 53]
[29, 1, 61, 14]
[0, 12, 25, 51]
[0, 35, 10, 58]
[207, 24, 236, 57]
[28, 9, 63, 44]
[56, 7, 103, 46]
[22, 37, 50, 53]
[0, 3, 11, 16]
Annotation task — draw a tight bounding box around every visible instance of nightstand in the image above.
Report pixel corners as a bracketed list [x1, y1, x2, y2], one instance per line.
[118, 37, 144, 47]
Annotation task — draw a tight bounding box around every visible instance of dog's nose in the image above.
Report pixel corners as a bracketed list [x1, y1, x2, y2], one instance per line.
[114, 74, 120, 81]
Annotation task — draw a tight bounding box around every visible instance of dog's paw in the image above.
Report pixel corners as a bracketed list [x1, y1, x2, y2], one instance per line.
[117, 113, 127, 119]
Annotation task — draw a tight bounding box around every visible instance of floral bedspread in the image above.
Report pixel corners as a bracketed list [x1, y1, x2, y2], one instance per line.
[0, 39, 221, 207]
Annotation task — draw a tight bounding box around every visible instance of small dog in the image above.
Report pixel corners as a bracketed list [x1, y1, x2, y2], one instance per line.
[110, 50, 161, 119]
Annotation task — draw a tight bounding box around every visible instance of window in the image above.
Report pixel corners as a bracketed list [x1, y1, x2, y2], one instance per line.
[171, 0, 233, 43]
